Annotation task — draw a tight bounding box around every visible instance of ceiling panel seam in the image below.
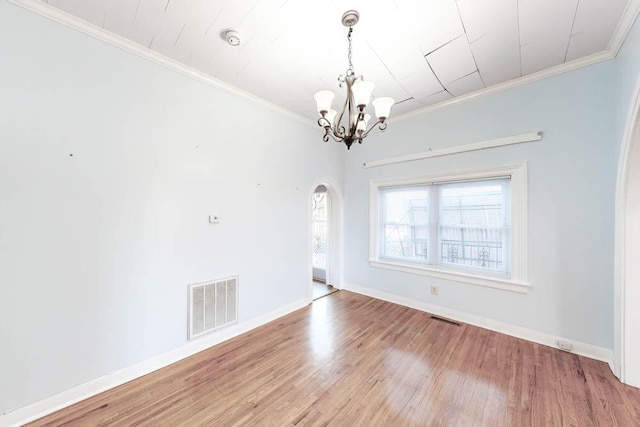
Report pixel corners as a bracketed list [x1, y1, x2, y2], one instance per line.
[424, 36, 462, 57]
[392, 51, 612, 124]
[455, 1, 485, 87]
[449, 70, 479, 85]
[564, 0, 581, 63]
[424, 57, 450, 98]
[365, 40, 404, 93]
[9, 0, 637, 126]
[516, 0, 523, 77]
[452, 2, 486, 83]
[132, 0, 141, 25]
[396, 97, 415, 105]
[174, 23, 186, 45]
[239, 1, 261, 27]
[208, 46, 222, 64]
[204, 10, 223, 36]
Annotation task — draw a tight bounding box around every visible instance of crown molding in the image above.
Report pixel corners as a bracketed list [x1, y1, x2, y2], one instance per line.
[390, 50, 614, 124]
[609, 0, 640, 55]
[8, 0, 640, 128]
[8, 0, 315, 129]
[391, 0, 640, 124]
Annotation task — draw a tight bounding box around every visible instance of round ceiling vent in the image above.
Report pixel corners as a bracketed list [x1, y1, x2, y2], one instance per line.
[224, 30, 241, 46]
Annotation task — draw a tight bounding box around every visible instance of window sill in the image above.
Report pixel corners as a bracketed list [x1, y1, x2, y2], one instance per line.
[369, 259, 531, 294]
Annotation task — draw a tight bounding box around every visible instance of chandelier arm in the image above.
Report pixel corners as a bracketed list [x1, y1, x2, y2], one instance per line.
[335, 90, 350, 135]
[318, 117, 332, 128]
[324, 132, 345, 143]
[347, 81, 356, 136]
[360, 119, 384, 139]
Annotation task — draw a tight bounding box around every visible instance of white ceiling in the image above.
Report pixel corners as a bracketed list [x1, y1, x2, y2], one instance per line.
[41, 0, 629, 121]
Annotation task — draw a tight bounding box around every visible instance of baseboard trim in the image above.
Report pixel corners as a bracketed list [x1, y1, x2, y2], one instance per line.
[343, 283, 614, 370]
[0, 298, 309, 427]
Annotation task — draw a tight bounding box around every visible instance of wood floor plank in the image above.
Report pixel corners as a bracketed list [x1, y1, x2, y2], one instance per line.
[26, 291, 640, 426]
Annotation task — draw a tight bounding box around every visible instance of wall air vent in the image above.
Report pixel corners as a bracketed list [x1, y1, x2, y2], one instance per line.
[188, 276, 238, 340]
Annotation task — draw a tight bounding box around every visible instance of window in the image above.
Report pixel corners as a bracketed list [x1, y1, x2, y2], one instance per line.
[439, 180, 510, 273]
[370, 164, 529, 293]
[381, 186, 430, 263]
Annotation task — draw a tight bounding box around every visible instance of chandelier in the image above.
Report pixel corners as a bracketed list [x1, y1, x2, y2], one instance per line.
[314, 10, 395, 150]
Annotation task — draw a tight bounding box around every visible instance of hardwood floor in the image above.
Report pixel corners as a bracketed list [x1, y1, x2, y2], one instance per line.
[29, 291, 640, 426]
[312, 280, 337, 300]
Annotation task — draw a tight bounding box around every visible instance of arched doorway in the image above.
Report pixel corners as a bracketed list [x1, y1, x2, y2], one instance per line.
[616, 76, 640, 388]
[309, 179, 343, 302]
[311, 185, 335, 299]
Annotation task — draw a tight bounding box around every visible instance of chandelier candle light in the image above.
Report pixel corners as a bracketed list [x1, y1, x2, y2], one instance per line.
[314, 10, 394, 149]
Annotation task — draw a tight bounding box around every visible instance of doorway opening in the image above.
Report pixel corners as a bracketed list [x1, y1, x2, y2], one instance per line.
[312, 185, 338, 300]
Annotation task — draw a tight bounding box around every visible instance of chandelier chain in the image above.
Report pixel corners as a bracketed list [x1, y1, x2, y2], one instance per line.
[347, 27, 353, 75]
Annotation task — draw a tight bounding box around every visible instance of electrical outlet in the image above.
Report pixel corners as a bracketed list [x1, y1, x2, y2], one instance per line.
[430, 286, 438, 295]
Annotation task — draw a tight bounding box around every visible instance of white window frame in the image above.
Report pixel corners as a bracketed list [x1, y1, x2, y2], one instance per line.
[369, 163, 530, 293]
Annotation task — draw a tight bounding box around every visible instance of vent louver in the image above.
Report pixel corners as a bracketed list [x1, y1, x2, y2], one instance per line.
[430, 315, 461, 326]
[188, 276, 238, 340]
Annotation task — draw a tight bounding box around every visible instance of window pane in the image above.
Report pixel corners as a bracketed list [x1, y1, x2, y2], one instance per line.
[381, 187, 429, 262]
[312, 192, 327, 268]
[439, 180, 508, 272]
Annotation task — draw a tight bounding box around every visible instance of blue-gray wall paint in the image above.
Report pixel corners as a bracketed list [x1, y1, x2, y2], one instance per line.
[344, 60, 620, 349]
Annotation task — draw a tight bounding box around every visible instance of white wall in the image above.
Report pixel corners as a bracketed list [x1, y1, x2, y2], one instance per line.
[624, 133, 640, 387]
[0, 2, 343, 414]
[342, 60, 618, 350]
[3, 0, 640, 416]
